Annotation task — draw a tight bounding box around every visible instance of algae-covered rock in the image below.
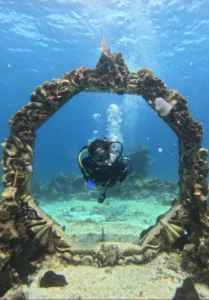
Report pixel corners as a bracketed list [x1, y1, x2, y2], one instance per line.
[39, 270, 68, 288]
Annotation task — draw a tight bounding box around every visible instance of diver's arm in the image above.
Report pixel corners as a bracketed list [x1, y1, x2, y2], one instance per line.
[80, 157, 91, 181]
[80, 168, 89, 181]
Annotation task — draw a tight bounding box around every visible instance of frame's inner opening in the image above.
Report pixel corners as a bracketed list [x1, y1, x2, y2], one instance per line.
[32, 93, 179, 248]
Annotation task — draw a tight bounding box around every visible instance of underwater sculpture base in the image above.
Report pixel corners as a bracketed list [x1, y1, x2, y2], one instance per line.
[2, 251, 208, 300]
[0, 41, 209, 296]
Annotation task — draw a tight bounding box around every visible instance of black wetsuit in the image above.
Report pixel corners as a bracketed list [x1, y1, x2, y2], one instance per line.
[80, 156, 127, 187]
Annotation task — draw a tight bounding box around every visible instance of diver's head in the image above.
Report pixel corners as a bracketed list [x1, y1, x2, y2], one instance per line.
[88, 139, 111, 163]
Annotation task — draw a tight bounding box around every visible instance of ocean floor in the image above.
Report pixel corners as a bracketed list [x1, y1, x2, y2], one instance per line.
[3, 196, 209, 299]
[4, 252, 209, 300]
[39, 196, 171, 247]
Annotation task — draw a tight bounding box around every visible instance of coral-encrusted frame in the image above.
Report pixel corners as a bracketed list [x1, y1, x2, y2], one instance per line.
[0, 49, 209, 271]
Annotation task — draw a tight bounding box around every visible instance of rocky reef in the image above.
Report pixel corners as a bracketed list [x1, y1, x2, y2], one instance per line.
[129, 146, 153, 177]
[32, 172, 84, 202]
[32, 172, 178, 205]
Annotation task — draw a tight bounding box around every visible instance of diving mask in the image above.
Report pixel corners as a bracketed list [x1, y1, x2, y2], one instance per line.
[93, 148, 110, 162]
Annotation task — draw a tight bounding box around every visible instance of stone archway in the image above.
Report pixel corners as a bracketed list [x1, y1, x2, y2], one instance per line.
[0, 43, 209, 274]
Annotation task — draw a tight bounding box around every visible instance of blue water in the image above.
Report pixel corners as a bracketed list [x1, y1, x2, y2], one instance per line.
[1, 0, 209, 183]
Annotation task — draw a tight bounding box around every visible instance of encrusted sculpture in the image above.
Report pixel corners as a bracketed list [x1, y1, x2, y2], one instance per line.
[0, 40, 209, 292]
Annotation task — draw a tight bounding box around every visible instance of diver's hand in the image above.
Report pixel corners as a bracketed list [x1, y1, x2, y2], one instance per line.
[98, 193, 106, 203]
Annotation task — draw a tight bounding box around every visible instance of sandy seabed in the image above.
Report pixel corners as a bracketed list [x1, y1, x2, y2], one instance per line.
[4, 197, 209, 299]
[5, 252, 209, 300]
[39, 197, 171, 245]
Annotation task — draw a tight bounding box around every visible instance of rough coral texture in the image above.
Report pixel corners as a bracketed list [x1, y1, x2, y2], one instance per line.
[0, 209, 19, 249]
[98, 243, 120, 266]
[0, 209, 10, 223]
[0, 44, 209, 296]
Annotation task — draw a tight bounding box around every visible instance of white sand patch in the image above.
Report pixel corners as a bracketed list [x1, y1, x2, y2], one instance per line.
[40, 198, 170, 245]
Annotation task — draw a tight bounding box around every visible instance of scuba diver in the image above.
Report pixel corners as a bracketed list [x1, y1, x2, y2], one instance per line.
[78, 138, 131, 203]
